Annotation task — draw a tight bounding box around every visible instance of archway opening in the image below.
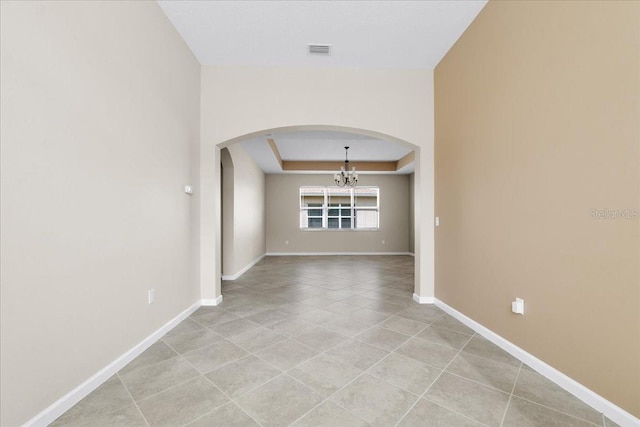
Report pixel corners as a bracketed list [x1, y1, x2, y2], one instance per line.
[210, 124, 423, 304]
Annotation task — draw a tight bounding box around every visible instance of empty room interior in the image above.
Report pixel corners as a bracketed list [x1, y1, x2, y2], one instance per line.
[1, 1, 638, 426]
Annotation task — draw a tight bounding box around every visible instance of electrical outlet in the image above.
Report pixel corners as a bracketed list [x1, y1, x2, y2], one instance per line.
[511, 297, 524, 314]
[148, 289, 155, 304]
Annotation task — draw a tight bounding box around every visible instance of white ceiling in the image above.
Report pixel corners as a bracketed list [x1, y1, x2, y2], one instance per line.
[158, 0, 486, 173]
[157, 0, 487, 69]
[240, 130, 414, 174]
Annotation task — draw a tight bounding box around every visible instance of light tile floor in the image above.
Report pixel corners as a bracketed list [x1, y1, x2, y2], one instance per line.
[53, 256, 620, 427]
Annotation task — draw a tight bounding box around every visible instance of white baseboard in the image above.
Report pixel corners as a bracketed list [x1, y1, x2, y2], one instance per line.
[434, 298, 640, 427]
[408, 252, 415, 257]
[266, 252, 413, 256]
[221, 254, 266, 280]
[201, 295, 223, 306]
[24, 301, 201, 427]
[412, 293, 435, 304]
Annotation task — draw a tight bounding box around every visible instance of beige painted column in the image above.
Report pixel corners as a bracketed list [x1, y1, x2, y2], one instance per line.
[413, 146, 435, 302]
[220, 148, 235, 277]
[199, 142, 222, 304]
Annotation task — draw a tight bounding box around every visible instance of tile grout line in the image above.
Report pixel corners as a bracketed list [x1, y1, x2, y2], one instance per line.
[506, 394, 607, 427]
[227, 330, 290, 354]
[118, 348, 182, 377]
[419, 335, 494, 427]
[393, 331, 476, 427]
[271, 303, 420, 425]
[188, 313, 237, 329]
[498, 362, 523, 427]
[61, 385, 148, 427]
[178, 350, 266, 426]
[126, 372, 200, 405]
[208, 364, 285, 401]
[437, 369, 515, 396]
[195, 371, 265, 427]
[497, 360, 606, 425]
[115, 372, 151, 427]
[163, 329, 226, 352]
[284, 312, 435, 427]
[123, 354, 211, 405]
[362, 335, 456, 394]
[244, 347, 295, 373]
[233, 371, 324, 426]
[283, 365, 373, 426]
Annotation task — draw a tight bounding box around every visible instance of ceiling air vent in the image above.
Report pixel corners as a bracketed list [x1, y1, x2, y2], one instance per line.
[308, 44, 331, 55]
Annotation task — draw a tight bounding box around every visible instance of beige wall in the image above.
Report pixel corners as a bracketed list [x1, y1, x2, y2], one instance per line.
[0, 2, 201, 425]
[200, 66, 435, 300]
[435, 0, 639, 417]
[266, 174, 410, 254]
[223, 144, 266, 276]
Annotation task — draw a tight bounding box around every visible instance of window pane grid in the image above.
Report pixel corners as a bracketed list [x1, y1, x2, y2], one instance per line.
[327, 203, 352, 229]
[300, 186, 379, 230]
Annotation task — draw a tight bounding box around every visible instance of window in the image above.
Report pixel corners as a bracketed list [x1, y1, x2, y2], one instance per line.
[300, 186, 379, 230]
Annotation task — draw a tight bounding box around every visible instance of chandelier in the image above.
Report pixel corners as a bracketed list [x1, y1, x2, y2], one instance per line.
[334, 146, 358, 187]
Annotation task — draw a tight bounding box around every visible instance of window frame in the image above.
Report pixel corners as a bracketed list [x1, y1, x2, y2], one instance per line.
[299, 186, 380, 231]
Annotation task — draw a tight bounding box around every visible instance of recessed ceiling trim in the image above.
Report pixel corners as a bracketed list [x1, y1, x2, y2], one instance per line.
[267, 138, 283, 169]
[239, 130, 416, 174]
[396, 151, 415, 170]
[283, 160, 397, 172]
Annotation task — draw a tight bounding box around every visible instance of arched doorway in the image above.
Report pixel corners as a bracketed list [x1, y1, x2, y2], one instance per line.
[200, 124, 432, 306]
